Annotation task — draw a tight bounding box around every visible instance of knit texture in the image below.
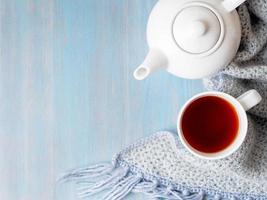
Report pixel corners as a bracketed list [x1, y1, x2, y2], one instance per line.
[204, 0, 267, 181]
[62, 1, 267, 199]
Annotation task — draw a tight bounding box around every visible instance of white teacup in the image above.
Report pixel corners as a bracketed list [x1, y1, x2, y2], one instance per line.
[177, 90, 262, 160]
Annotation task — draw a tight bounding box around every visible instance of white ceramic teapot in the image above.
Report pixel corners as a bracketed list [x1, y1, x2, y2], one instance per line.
[133, 0, 247, 80]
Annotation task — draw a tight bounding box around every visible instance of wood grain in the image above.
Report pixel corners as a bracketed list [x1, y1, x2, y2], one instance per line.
[0, 0, 204, 199]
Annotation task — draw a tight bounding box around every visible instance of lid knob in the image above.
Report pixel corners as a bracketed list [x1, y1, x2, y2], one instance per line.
[186, 20, 207, 38]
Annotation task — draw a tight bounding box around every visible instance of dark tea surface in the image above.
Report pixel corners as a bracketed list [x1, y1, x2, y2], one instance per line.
[181, 96, 239, 153]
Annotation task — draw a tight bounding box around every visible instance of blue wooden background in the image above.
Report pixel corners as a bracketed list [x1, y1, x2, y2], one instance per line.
[0, 0, 204, 199]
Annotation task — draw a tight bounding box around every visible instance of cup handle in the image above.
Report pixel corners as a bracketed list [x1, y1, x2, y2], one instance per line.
[237, 89, 262, 111]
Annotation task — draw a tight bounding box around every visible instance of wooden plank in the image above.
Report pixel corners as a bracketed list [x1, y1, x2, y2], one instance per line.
[0, 0, 204, 199]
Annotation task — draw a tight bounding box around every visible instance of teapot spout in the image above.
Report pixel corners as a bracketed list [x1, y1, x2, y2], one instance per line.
[134, 65, 151, 80]
[133, 49, 167, 80]
[222, 0, 246, 12]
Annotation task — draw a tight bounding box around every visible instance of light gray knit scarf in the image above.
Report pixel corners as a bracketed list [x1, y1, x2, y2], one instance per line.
[61, 1, 267, 199]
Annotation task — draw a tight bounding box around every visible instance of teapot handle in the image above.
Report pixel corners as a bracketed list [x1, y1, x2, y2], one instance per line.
[222, 0, 246, 12]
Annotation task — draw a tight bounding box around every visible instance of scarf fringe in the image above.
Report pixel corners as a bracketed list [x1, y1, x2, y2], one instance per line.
[60, 162, 211, 200]
[59, 163, 114, 181]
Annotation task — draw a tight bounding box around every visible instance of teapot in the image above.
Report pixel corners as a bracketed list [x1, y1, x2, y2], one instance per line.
[133, 0, 246, 80]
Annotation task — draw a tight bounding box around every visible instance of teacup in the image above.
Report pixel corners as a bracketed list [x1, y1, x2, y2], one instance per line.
[177, 90, 262, 160]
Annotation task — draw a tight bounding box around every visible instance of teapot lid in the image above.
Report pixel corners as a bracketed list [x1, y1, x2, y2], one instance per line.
[173, 5, 224, 55]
